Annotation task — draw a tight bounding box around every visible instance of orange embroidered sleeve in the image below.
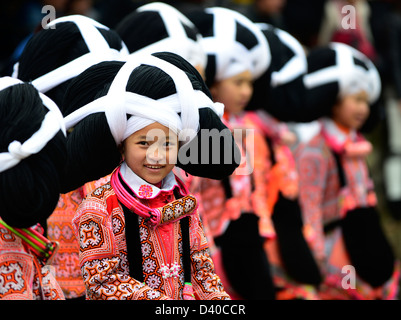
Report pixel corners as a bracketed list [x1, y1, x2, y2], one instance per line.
[72, 191, 170, 300]
[189, 213, 231, 300]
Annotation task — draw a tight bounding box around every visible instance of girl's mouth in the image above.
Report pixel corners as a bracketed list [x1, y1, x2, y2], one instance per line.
[144, 164, 164, 169]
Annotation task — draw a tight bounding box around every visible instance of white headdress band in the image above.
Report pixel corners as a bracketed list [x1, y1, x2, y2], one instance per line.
[134, 2, 207, 69]
[201, 7, 270, 81]
[303, 42, 381, 103]
[64, 54, 224, 145]
[12, 15, 129, 93]
[256, 23, 307, 87]
[0, 77, 66, 173]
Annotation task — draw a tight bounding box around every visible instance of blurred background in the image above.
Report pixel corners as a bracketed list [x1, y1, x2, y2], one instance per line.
[1, 0, 401, 296]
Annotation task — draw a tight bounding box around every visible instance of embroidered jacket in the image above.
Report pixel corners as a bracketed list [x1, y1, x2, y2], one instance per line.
[244, 111, 320, 300]
[194, 112, 273, 239]
[47, 175, 111, 299]
[47, 188, 86, 299]
[72, 169, 230, 300]
[185, 111, 319, 299]
[295, 119, 400, 299]
[0, 221, 65, 300]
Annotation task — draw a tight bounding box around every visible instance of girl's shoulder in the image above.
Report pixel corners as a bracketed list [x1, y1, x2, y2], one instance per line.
[79, 182, 120, 216]
[72, 183, 120, 239]
[87, 182, 114, 199]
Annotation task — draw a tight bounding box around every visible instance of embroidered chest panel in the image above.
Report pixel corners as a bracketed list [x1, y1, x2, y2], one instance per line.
[74, 183, 225, 300]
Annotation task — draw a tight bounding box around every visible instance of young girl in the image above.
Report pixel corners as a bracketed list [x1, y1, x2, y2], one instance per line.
[63, 52, 232, 300]
[114, 1, 217, 249]
[245, 22, 323, 300]
[297, 42, 400, 299]
[185, 7, 269, 299]
[0, 77, 66, 300]
[12, 14, 128, 299]
[187, 6, 322, 300]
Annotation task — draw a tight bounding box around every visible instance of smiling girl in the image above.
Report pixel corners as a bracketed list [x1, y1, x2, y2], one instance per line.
[122, 123, 178, 186]
[64, 52, 232, 300]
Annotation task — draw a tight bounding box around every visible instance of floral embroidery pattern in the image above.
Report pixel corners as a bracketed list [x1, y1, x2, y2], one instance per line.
[93, 183, 111, 197]
[159, 263, 180, 279]
[112, 215, 124, 237]
[160, 195, 197, 224]
[147, 274, 162, 289]
[141, 243, 152, 257]
[79, 219, 105, 252]
[73, 185, 230, 300]
[0, 228, 15, 242]
[0, 262, 25, 295]
[138, 185, 153, 198]
[0, 226, 65, 300]
[143, 259, 157, 273]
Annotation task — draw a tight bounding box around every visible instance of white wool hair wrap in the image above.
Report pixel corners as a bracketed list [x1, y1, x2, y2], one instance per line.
[12, 14, 129, 93]
[303, 42, 381, 104]
[200, 7, 270, 81]
[0, 77, 66, 173]
[133, 2, 207, 70]
[64, 54, 224, 146]
[257, 23, 307, 87]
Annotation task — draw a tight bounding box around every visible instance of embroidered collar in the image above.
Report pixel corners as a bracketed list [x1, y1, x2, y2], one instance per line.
[111, 164, 198, 226]
[321, 118, 355, 148]
[119, 162, 183, 199]
[321, 118, 372, 157]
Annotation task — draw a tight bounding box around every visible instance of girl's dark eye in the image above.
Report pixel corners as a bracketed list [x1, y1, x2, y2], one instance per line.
[164, 141, 177, 148]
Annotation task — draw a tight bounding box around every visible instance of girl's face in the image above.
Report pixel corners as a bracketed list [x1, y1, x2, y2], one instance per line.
[122, 122, 179, 185]
[210, 70, 253, 116]
[331, 91, 370, 130]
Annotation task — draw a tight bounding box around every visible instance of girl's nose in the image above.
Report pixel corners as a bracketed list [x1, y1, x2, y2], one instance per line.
[147, 144, 165, 163]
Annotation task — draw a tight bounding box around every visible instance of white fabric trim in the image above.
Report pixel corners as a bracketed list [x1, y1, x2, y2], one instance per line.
[64, 54, 224, 145]
[201, 7, 270, 81]
[134, 2, 207, 69]
[46, 15, 112, 52]
[130, 36, 206, 71]
[0, 77, 66, 173]
[257, 23, 307, 87]
[108, 54, 200, 144]
[303, 42, 381, 104]
[31, 50, 124, 93]
[12, 14, 129, 93]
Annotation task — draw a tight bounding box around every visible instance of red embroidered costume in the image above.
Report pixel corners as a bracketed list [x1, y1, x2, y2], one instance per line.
[0, 221, 65, 300]
[72, 163, 230, 300]
[47, 175, 111, 299]
[296, 119, 400, 299]
[191, 112, 320, 299]
[47, 190, 86, 299]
